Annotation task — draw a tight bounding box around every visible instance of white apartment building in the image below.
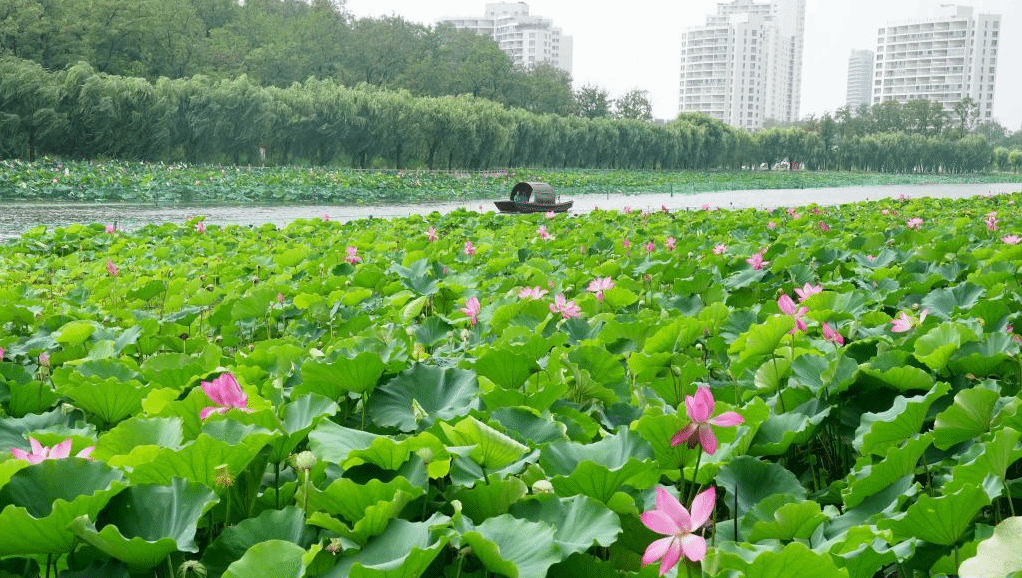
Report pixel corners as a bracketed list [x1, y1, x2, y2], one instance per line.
[679, 0, 805, 130]
[846, 49, 874, 109]
[441, 2, 573, 74]
[873, 5, 1000, 120]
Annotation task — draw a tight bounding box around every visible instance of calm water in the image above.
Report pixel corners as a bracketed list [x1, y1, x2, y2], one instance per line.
[2, 182, 1019, 240]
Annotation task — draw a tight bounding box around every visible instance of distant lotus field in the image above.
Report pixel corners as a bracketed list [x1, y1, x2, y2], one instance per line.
[1, 191, 1022, 578]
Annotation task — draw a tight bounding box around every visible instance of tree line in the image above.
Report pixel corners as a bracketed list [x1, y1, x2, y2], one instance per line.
[1, 56, 1006, 174]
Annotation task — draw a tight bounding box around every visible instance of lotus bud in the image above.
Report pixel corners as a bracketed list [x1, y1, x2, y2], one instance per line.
[177, 560, 207, 578]
[532, 480, 554, 494]
[415, 447, 435, 464]
[326, 538, 343, 555]
[38, 351, 50, 367]
[214, 464, 235, 488]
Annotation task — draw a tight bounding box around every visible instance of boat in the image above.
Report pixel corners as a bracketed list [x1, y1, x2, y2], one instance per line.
[495, 182, 573, 213]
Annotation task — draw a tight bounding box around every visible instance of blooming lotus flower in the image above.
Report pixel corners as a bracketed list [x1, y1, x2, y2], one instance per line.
[345, 246, 361, 264]
[426, 227, 438, 242]
[746, 251, 769, 270]
[767, 221, 777, 229]
[622, 239, 631, 250]
[106, 260, 118, 277]
[200, 373, 252, 419]
[822, 322, 844, 346]
[518, 286, 548, 300]
[0, 346, 4, 360]
[881, 209, 890, 216]
[645, 241, 655, 253]
[891, 309, 928, 333]
[665, 237, 676, 251]
[661, 205, 670, 213]
[713, 244, 727, 255]
[276, 292, 285, 305]
[670, 386, 744, 455]
[623, 206, 632, 214]
[794, 283, 823, 302]
[463, 240, 476, 256]
[105, 224, 115, 234]
[778, 294, 808, 334]
[549, 294, 581, 319]
[11, 437, 94, 463]
[537, 225, 554, 241]
[1002, 235, 1020, 245]
[701, 204, 710, 211]
[641, 486, 715, 574]
[460, 296, 481, 327]
[38, 351, 50, 367]
[322, 214, 330, 222]
[588, 277, 615, 302]
[985, 212, 998, 231]
[545, 211, 556, 219]
[906, 218, 923, 230]
[818, 220, 829, 232]
[786, 208, 801, 219]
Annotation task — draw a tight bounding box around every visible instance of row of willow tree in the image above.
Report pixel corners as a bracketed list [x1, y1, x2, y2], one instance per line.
[0, 56, 998, 173]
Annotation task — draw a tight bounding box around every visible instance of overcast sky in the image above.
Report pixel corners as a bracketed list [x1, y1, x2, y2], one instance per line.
[342, 0, 1020, 130]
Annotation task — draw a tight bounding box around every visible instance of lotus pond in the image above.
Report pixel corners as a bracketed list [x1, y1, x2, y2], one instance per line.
[1, 191, 1021, 578]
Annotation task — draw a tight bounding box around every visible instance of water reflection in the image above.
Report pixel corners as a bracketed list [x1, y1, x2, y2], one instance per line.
[3, 183, 1018, 241]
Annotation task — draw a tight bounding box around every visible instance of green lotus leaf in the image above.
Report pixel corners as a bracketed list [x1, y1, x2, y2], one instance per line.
[545, 553, 627, 578]
[269, 393, 339, 462]
[932, 385, 1000, 450]
[323, 517, 449, 578]
[626, 351, 674, 383]
[70, 478, 219, 570]
[93, 416, 184, 462]
[126, 433, 268, 486]
[948, 332, 1015, 377]
[222, 540, 309, 578]
[489, 407, 568, 445]
[854, 382, 950, 456]
[749, 398, 830, 456]
[879, 483, 990, 546]
[632, 412, 689, 472]
[509, 494, 621, 556]
[0, 459, 126, 556]
[824, 526, 915, 578]
[440, 415, 529, 471]
[857, 356, 935, 393]
[295, 351, 385, 400]
[453, 475, 528, 523]
[140, 352, 210, 390]
[716, 456, 805, 517]
[309, 420, 383, 465]
[368, 364, 480, 432]
[735, 542, 849, 578]
[958, 516, 1022, 578]
[913, 323, 976, 372]
[308, 487, 419, 546]
[461, 514, 562, 578]
[201, 507, 313, 578]
[126, 279, 168, 302]
[0, 408, 89, 455]
[843, 434, 932, 509]
[231, 286, 278, 321]
[59, 375, 148, 426]
[747, 497, 828, 542]
[305, 475, 423, 523]
[540, 428, 658, 503]
[474, 349, 539, 391]
[729, 315, 794, 376]
[921, 283, 985, 320]
[944, 427, 1022, 495]
[53, 320, 98, 345]
[641, 317, 703, 354]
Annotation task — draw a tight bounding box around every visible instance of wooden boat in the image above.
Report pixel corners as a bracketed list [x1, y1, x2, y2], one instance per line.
[495, 182, 573, 213]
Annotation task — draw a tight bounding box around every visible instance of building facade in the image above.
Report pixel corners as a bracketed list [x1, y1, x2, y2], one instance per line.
[441, 2, 573, 74]
[846, 49, 874, 109]
[678, 0, 805, 130]
[872, 5, 1000, 120]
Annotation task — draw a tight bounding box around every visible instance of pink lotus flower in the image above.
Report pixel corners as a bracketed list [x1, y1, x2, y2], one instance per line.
[701, 204, 710, 211]
[891, 309, 928, 333]
[898, 193, 912, 201]
[906, 218, 923, 230]
[463, 240, 476, 256]
[322, 214, 330, 222]
[818, 220, 829, 232]
[645, 241, 655, 253]
[426, 227, 438, 242]
[882, 209, 890, 216]
[200, 373, 252, 419]
[195, 221, 206, 234]
[105, 224, 115, 234]
[545, 211, 556, 219]
[38, 351, 50, 367]
[623, 206, 633, 214]
[713, 244, 727, 255]
[106, 260, 118, 277]
[641, 486, 715, 573]
[11, 438, 94, 463]
[587, 277, 615, 302]
[661, 205, 670, 214]
[1007, 324, 1022, 345]
[460, 296, 481, 327]
[985, 212, 998, 231]
[0, 346, 4, 360]
[276, 292, 285, 305]
[665, 237, 676, 251]
[549, 294, 581, 319]
[794, 283, 823, 302]
[767, 221, 777, 229]
[345, 246, 361, 264]
[786, 208, 801, 219]
[778, 294, 808, 333]
[537, 225, 554, 241]
[518, 286, 548, 300]
[822, 322, 844, 346]
[1002, 235, 1020, 245]
[622, 239, 631, 250]
[746, 251, 769, 270]
[670, 386, 744, 455]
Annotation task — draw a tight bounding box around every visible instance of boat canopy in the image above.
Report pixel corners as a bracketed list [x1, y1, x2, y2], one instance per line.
[510, 182, 555, 204]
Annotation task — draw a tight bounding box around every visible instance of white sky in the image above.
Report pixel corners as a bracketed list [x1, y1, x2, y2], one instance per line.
[342, 0, 1021, 130]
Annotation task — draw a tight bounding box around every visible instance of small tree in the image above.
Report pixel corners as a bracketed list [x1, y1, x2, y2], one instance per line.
[613, 88, 652, 122]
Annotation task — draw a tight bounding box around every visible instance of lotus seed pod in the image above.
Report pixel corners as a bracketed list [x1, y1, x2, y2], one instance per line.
[293, 450, 317, 471]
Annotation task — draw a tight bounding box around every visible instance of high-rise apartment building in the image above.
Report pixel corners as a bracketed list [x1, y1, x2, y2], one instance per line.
[678, 0, 805, 130]
[440, 2, 573, 74]
[872, 5, 1000, 120]
[846, 49, 875, 109]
